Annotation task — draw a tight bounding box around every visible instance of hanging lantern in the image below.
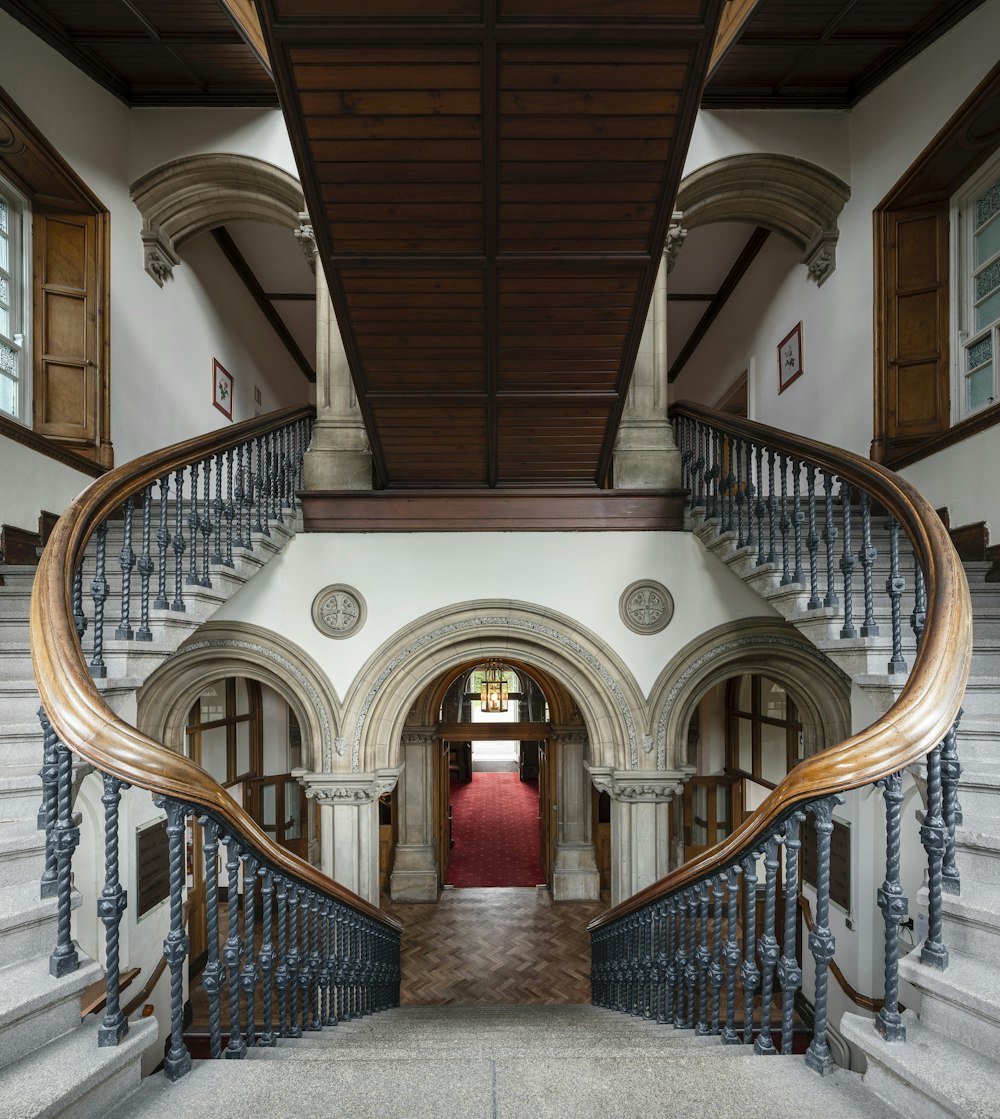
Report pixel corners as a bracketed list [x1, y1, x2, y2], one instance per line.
[480, 659, 509, 713]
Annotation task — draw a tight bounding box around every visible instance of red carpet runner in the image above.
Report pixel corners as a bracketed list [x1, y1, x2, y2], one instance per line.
[445, 772, 544, 888]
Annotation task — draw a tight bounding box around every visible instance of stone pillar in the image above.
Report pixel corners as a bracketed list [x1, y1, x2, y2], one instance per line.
[589, 768, 685, 906]
[389, 729, 440, 902]
[551, 728, 601, 901]
[296, 214, 373, 491]
[297, 770, 398, 905]
[613, 213, 686, 490]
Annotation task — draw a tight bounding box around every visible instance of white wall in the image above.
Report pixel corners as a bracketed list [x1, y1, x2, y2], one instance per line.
[0, 440, 93, 532]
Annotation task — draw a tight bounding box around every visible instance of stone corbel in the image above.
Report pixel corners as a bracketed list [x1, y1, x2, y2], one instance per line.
[803, 229, 838, 286]
[141, 228, 179, 287]
[295, 768, 400, 804]
[664, 211, 687, 274]
[586, 766, 685, 803]
[295, 211, 317, 273]
[552, 726, 588, 747]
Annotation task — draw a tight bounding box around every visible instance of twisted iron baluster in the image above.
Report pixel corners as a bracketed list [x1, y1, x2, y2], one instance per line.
[136, 486, 153, 641]
[684, 891, 698, 1029]
[322, 900, 335, 1026]
[941, 713, 963, 895]
[753, 837, 780, 1055]
[49, 732, 79, 977]
[243, 442, 255, 548]
[721, 865, 741, 1043]
[334, 905, 347, 1022]
[664, 898, 676, 1025]
[822, 471, 839, 607]
[921, 743, 949, 970]
[778, 813, 804, 1055]
[300, 893, 314, 1032]
[200, 456, 213, 587]
[154, 475, 170, 609]
[162, 799, 192, 1080]
[744, 441, 757, 552]
[38, 707, 59, 899]
[310, 893, 322, 1030]
[171, 467, 187, 611]
[791, 459, 804, 584]
[200, 816, 225, 1059]
[696, 882, 711, 1035]
[89, 521, 109, 678]
[723, 438, 736, 534]
[839, 482, 857, 638]
[224, 836, 247, 1058]
[740, 853, 760, 1044]
[254, 436, 267, 535]
[735, 438, 746, 547]
[224, 448, 236, 567]
[859, 492, 879, 636]
[695, 423, 705, 509]
[186, 460, 201, 586]
[708, 428, 720, 520]
[275, 877, 289, 1036]
[806, 465, 821, 608]
[910, 555, 927, 649]
[212, 450, 225, 566]
[755, 445, 766, 566]
[887, 520, 907, 672]
[875, 772, 907, 1041]
[710, 874, 725, 1034]
[115, 496, 135, 640]
[655, 901, 668, 1025]
[259, 867, 276, 1046]
[271, 429, 282, 522]
[98, 773, 129, 1045]
[766, 450, 777, 564]
[72, 565, 88, 641]
[287, 882, 302, 1037]
[234, 448, 245, 551]
[805, 797, 839, 1075]
[240, 853, 259, 1047]
[778, 454, 791, 583]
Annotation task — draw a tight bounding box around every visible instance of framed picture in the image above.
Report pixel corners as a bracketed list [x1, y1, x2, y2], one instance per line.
[777, 323, 803, 393]
[213, 358, 233, 420]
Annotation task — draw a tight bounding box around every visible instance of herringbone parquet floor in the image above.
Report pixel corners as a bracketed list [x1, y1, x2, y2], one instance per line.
[383, 887, 608, 1005]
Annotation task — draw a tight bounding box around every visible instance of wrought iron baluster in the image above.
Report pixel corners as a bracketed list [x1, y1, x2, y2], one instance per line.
[921, 743, 949, 970]
[735, 438, 746, 547]
[911, 557, 927, 650]
[766, 450, 777, 564]
[212, 450, 225, 566]
[49, 731, 79, 977]
[859, 492, 878, 636]
[271, 429, 282, 521]
[224, 448, 236, 567]
[886, 520, 907, 673]
[778, 813, 804, 1055]
[287, 882, 302, 1037]
[753, 837, 780, 1055]
[154, 476, 170, 610]
[755, 445, 766, 566]
[136, 486, 153, 641]
[805, 797, 839, 1075]
[200, 817, 225, 1059]
[275, 877, 289, 1036]
[162, 799, 192, 1080]
[696, 882, 711, 1035]
[300, 893, 314, 1032]
[72, 565, 88, 641]
[709, 428, 720, 520]
[243, 442, 255, 547]
[254, 436, 267, 535]
[171, 468, 187, 612]
[37, 707, 59, 900]
[200, 456, 213, 587]
[724, 438, 736, 534]
[98, 773, 129, 1046]
[694, 423, 705, 509]
[223, 836, 247, 1058]
[241, 853, 259, 1047]
[259, 868, 276, 1046]
[115, 496, 135, 640]
[721, 865, 741, 1044]
[89, 521, 110, 678]
[740, 853, 760, 1044]
[779, 454, 791, 583]
[745, 441, 757, 552]
[875, 772, 907, 1042]
[791, 459, 804, 584]
[822, 472, 839, 607]
[322, 900, 335, 1026]
[310, 893, 322, 1030]
[186, 461, 201, 586]
[655, 901, 668, 1025]
[941, 714, 963, 895]
[806, 465, 821, 608]
[710, 875, 725, 1035]
[840, 482, 857, 638]
[664, 898, 677, 1025]
[684, 891, 698, 1029]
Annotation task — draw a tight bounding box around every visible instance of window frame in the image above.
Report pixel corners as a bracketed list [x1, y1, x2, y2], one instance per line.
[0, 173, 31, 427]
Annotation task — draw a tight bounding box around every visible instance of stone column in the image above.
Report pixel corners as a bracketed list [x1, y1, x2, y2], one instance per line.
[613, 213, 686, 490]
[589, 768, 685, 906]
[389, 729, 440, 902]
[297, 770, 398, 905]
[296, 214, 373, 490]
[551, 728, 601, 901]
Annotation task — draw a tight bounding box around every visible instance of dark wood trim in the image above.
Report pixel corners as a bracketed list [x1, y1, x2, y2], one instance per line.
[437, 721, 551, 742]
[0, 414, 106, 478]
[0, 523, 40, 565]
[301, 487, 686, 533]
[669, 227, 770, 383]
[265, 292, 315, 301]
[210, 228, 315, 384]
[883, 400, 1000, 470]
[667, 292, 716, 302]
[948, 520, 988, 563]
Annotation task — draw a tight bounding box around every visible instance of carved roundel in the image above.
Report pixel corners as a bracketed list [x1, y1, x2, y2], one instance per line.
[311, 584, 366, 639]
[619, 580, 674, 635]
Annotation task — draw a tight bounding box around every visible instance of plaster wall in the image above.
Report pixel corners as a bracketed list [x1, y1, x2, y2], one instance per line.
[0, 440, 92, 532]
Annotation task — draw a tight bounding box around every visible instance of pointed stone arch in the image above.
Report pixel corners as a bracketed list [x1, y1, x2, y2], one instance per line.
[130, 152, 306, 285]
[675, 153, 851, 285]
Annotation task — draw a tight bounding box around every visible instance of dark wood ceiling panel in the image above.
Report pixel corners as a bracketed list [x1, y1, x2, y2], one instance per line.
[259, 0, 724, 489]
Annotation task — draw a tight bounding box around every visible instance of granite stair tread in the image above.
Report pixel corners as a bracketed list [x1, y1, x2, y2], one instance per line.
[0, 952, 101, 1030]
[899, 945, 1000, 1024]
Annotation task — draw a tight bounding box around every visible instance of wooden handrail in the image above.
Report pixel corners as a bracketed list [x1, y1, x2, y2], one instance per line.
[30, 404, 401, 934]
[797, 897, 885, 1014]
[119, 901, 192, 1019]
[589, 400, 971, 931]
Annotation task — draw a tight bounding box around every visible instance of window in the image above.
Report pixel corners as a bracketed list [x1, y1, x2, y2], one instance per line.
[725, 674, 803, 820]
[954, 156, 1000, 418]
[185, 677, 263, 786]
[0, 175, 30, 425]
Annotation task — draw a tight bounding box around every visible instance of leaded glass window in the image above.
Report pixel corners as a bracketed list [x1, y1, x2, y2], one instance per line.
[956, 157, 1000, 418]
[0, 178, 29, 424]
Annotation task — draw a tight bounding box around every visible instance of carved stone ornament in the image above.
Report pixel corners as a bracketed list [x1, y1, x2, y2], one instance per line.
[298, 771, 398, 805]
[619, 579, 674, 635]
[588, 767, 685, 803]
[664, 212, 687, 274]
[311, 584, 366, 639]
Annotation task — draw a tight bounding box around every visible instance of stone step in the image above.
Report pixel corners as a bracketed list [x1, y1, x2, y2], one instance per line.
[0, 722, 43, 767]
[0, 819, 48, 888]
[932, 877, 1000, 961]
[841, 1009, 1000, 1119]
[0, 1013, 157, 1119]
[954, 816, 1000, 885]
[0, 566, 38, 590]
[0, 952, 102, 1071]
[0, 769, 43, 820]
[0, 879, 76, 969]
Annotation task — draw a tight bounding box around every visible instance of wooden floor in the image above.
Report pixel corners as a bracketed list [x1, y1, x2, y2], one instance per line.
[383, 888, 607, 1006]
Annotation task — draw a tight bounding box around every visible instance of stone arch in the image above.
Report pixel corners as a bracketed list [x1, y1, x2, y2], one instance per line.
[136, 621, 341, 775]
[675, 153, 851, 285]
[340, 599, 649, 775]
[648, 618, 852, 771]
[129, 153, 307, 286]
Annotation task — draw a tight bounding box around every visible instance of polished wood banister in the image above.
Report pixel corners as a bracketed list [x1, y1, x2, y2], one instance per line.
[30, 404, 401, 934]
[589, 400, 971, 932]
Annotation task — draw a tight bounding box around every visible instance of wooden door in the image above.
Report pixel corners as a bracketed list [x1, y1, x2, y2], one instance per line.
[187, 819, 207, 975]
[435, 739, 451, 885]
[682, 776, 735, 862]
[537, 739, 556, 887]
[245, 774, 308, 860]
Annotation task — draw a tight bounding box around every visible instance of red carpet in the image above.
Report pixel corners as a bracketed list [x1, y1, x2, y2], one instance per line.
[445, 772, 544, 888]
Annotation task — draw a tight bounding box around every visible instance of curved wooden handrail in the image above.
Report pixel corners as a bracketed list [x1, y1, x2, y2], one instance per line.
[30, 404, 401, 934]
[589, 400, 971, 931]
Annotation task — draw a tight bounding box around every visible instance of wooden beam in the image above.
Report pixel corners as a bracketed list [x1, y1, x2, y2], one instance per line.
[218, 0, 273, 76]
[211, 228, 316, 384]
[437, 722, 552, 742]
[707, 0, 762, 74]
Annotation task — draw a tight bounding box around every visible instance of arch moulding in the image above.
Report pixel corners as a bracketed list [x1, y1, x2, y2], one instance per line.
[675, 153, 851, 285]
[130, 153, 306, 286]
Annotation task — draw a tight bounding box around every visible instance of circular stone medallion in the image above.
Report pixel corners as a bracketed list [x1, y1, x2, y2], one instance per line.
[311, 584, 366, 639]
[619, 580, 674, 635]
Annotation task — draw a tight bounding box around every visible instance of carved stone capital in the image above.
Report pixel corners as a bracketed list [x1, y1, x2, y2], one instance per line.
[296, 769, 399, 804]
[587, 766, 685, 803]
[664, 211, 687, 274]
[295, 211, 318, 270]
[552, 726, 588, 747]
[401, 727, 436, 749]
[141, 229, 179, 287]
[803, 229, 838, 286]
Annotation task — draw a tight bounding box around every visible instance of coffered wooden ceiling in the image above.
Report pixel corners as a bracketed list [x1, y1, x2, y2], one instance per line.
[257, 0, 725, 489]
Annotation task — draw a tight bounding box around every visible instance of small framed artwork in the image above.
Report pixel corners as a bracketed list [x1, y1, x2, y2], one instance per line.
[213, 359, 233, 420]
[777, 323, 803, 394]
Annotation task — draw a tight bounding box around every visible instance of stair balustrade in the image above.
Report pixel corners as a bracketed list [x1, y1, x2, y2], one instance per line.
[29, 405, 401, 1080]
[590, 402, 972, 1072]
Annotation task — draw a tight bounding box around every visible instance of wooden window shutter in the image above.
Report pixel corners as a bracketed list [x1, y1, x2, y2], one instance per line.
[32, 209, 100, 453]
[880, 201, 950, 464]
